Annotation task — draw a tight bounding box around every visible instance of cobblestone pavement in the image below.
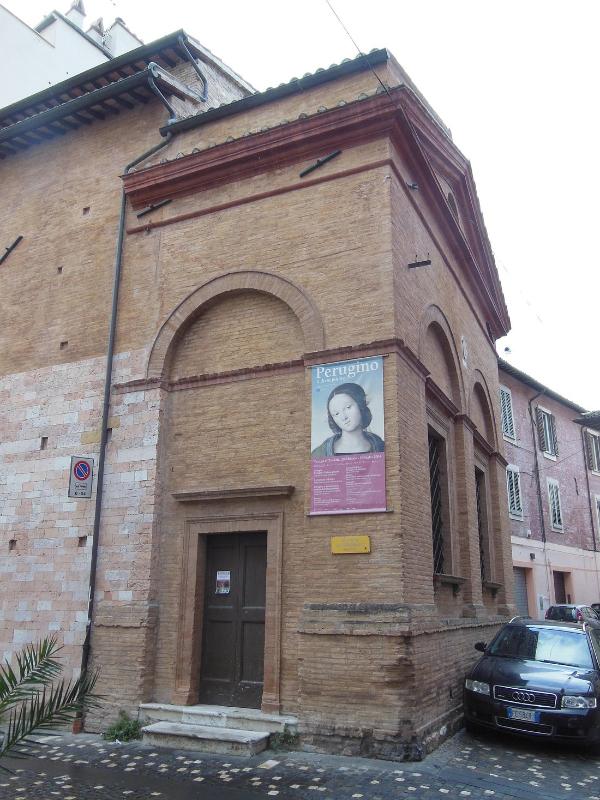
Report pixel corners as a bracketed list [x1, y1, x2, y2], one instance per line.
[2, 727, 600, 800]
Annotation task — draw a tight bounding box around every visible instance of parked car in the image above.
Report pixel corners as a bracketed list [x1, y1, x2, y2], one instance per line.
[592, 603, 600, 617]
[464, 617, 600, 743]
[545, 604, 599, 622]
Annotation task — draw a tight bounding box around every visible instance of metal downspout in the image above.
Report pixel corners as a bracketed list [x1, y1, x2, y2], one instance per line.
[147, 63, 178, 124]
[528, 391, 547, 545]
[581, 426, 599, 553]
[579, 426, 600, 602]
[177, 34, 208, 101]
[78, 132, 174, 710]
[528, 391, 552, 606]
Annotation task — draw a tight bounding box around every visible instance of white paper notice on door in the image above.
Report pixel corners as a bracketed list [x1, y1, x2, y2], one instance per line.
[216, 570, 231, 594]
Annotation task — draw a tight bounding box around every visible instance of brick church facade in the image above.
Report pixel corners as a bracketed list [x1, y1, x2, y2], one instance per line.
[1, 14, 514, 758]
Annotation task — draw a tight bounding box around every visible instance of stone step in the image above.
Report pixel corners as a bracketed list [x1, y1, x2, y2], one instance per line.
[140, 703, 297, 734]
[141, 721, 269, 755]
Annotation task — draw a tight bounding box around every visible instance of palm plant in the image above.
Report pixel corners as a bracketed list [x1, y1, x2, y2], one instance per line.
[0, 636, 99, 764]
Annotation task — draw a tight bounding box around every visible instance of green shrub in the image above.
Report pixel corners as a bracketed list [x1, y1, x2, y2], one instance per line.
[269, 727, 300, 751]
[102, 710, 142, 742]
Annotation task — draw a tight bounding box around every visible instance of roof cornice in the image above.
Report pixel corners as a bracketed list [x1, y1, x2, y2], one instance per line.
[158, 48, 390, 137]
[498, 357, 587, 413]
[125, 89, 399, 203]
[124, 87, 509, 337]
[0, 65, 200, 150]
[0, 30, 208, 121]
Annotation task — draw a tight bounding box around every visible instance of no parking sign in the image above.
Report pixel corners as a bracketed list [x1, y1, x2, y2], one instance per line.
[68, 456, 94, 498]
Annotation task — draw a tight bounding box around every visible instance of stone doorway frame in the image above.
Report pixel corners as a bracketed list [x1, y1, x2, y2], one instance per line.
[173, 512, 283, 713]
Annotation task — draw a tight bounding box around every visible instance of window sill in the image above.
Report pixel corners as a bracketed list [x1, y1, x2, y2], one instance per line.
[542, 451, 557, 461]
[503, 434, 516, 443]
[551, 526, 564, 533]
[509, 512, 524, 521]
[483, 581, 503, 596]
[433, 573, 466, 596]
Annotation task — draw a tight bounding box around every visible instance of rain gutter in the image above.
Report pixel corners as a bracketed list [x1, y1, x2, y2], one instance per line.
[78, 131, 175, 707]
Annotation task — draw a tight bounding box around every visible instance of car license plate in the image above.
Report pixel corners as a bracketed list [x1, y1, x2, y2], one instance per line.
[507, 707, 540, 722]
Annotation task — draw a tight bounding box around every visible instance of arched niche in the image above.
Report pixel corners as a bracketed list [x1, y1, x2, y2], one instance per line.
[469, 372, 498, 449]
[146, 270, 325, 380]
[419, 306, 464, 410]
[169, 290, 305, 380]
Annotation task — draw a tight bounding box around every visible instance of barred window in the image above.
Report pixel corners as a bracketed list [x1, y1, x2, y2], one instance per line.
[500, 386, 515, 440]
[506, 466, 523, 519]
[428, 429, 447, 575]
[585, 431, 600, 473]
[548, 479, 563, 531]
[536, 407, 558, 457]
[475, 468, 489, 582]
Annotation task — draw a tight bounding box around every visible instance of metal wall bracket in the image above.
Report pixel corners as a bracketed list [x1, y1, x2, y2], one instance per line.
[0, 235, 23, 265]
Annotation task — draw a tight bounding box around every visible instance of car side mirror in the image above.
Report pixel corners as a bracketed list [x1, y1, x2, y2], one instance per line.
[474, 641, 487, 652]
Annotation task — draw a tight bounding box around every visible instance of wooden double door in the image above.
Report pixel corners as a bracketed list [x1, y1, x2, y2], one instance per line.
[198, 532, 267, 709]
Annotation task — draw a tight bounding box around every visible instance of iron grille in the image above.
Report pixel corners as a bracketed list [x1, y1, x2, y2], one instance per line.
[475, 469, 486, 582]
[428, 433, 445, 574]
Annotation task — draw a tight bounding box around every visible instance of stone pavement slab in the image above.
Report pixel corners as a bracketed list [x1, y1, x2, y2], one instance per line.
[2, 727, 600, 799]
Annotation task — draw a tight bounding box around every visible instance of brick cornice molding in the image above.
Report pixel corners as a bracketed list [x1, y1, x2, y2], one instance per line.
[125, 159, 390, 235]
[426, 378, 461, 418]
[173, 485, 294, 502]
[490, 450, 509, 468]
[123, 85, 509, 338]
[116, 337, 429, 393]
[472, 427, 495, 456]
[455, 412, 477, 432]
[123, 91, 400, 208]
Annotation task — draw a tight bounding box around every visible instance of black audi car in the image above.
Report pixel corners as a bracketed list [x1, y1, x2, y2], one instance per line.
[464, 617, 600, 742]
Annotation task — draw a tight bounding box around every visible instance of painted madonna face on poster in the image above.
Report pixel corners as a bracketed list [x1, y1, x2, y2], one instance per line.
[310, 356, 386, 515]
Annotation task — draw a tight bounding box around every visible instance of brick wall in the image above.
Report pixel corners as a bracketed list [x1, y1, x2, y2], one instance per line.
[501, 368, 600, 611]
[1, 53, 515, 755]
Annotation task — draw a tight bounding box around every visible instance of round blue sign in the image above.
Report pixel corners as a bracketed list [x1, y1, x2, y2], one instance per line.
[74, 460, 91, 481]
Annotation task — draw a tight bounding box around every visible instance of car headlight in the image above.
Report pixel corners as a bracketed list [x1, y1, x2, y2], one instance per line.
[465, 679, 490, 696]
[561, 695, 597, 709]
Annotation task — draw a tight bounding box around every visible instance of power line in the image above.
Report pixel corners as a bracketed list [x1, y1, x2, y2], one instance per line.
[325, 0, 393, 101]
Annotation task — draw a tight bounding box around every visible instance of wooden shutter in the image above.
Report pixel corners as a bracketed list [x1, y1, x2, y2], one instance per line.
[506, 467, 522, 516]
[585, 431, 595, 470]
[513, 470, 522, 515]
[536, 407, 547, 451]
[550, 414, 559, 456]
[548, 482, 563, 529]
[500, 388, 515, 439]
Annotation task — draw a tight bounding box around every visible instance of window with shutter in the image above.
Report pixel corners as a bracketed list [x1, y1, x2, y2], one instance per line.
[549, 414, 559, 456]
[428, 430, 446, 574]
[537, 407, 558, 457]
[499, 386, 516, 440]
[586, 431, 600, 472]
[506, 466, 523, 518]
[547, 479, 563, 531]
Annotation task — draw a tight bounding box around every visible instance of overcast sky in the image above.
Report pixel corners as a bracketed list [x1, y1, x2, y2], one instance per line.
[8, 0, 599, 409]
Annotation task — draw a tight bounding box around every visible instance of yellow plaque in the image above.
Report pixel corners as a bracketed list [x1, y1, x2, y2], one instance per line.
[330, 535, 371, 554]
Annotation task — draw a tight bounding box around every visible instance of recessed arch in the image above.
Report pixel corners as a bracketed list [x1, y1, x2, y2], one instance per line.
[418, 304, 465, 411]
[469, 370, 498, 449]
[146, 270, 325, 380]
